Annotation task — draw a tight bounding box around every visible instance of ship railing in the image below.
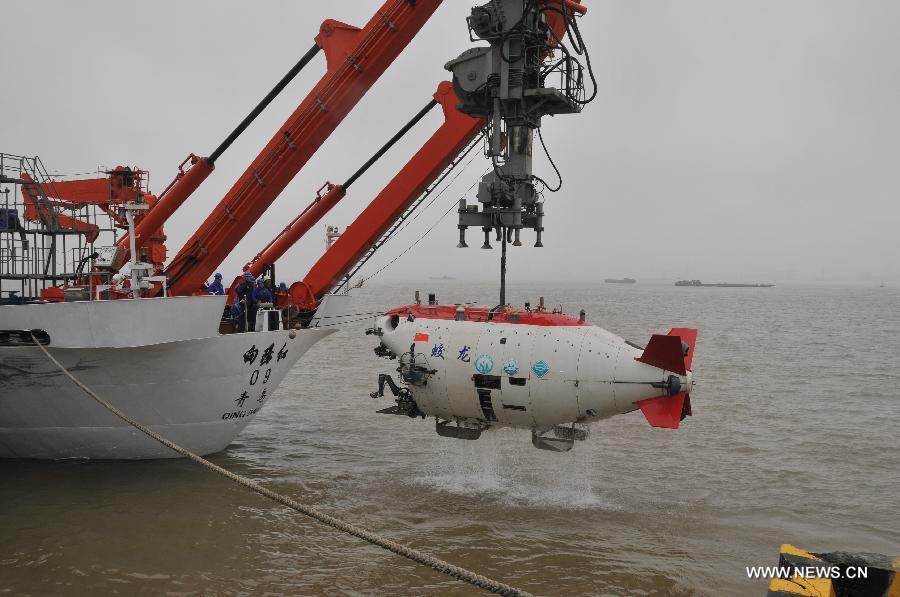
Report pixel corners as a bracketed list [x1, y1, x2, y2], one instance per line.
[538, 47, 586, 108]
[1, 153, 122, 301]
[0, 239, 82, 281]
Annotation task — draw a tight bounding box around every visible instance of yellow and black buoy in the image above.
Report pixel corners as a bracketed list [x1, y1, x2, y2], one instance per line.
[767, 544, 899, 597]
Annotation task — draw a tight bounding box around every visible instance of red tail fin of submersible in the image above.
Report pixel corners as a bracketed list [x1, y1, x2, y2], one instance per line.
[668, 327, 697, 371]
[636, 334, 688, 375]
[636, 391, 688, 429]
[635, 328, 698, 375]
[635, 328, 697, 428]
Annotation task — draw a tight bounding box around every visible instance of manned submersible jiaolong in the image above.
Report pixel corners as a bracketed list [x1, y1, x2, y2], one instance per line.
[365, 0, 696, 452]
[368, 297, 697, 452]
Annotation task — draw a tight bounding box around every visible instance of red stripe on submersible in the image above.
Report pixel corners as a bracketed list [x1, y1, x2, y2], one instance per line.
[384, 304, 590, 327]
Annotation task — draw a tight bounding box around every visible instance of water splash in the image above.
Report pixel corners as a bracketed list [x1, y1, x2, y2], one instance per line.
[414, 427, 618, 510]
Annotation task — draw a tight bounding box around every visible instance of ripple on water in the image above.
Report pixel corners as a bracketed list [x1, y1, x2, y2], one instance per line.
[1, 283, 898, 597]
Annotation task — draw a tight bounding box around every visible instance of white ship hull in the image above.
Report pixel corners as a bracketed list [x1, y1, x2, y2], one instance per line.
[0, 296, 335, 459]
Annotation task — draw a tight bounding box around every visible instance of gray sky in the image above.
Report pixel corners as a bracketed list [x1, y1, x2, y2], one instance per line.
[4, 1, 898, 285]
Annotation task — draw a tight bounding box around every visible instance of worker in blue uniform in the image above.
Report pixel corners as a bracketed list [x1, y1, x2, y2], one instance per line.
[255, 277, 274, 304]
[234, 271, 258, 332]
[208, 273, 225, 295]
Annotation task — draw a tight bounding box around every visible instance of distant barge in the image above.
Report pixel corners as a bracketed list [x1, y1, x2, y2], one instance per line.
[604, 277, 636, 284]
[675, 279, 774, 288]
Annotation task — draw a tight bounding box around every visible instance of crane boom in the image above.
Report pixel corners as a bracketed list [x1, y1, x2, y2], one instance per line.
[163, 0, 442, 297]
[289, 82, 483, 310]
[116, 44, 325, 267]
[241, 98, 443, 280]
[122, 154, 213, 261]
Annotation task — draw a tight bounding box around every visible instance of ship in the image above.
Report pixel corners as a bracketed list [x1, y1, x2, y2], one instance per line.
[604, 277, 636, 284]
[0, 154, 343, 459]
[675, 279, 774, 287]
[0, 296, 334, 459]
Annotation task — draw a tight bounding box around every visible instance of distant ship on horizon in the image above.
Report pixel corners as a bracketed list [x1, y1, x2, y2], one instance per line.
[428, 275, 456, 281]
[604, 277, 636, 284]
[675, 279, 774, 288]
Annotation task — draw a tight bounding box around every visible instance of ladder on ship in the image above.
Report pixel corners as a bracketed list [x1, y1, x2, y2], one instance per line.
[0, 153, 111, 303]
[1, 153, 60, 231]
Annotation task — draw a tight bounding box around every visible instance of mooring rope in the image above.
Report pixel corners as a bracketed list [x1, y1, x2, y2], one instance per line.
[30, 333, 531, 597]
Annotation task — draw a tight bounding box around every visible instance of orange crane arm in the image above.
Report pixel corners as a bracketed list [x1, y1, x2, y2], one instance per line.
[288, 82, 483, 310]
[15, 167, 177, 268]
[121, 153, 213, 261]
[25, 177, 139, 206]
[120, 43, 324, 264]
[163, 0, 442, 297]
[240, 96, 444, 281]
[18, 173, 102, 243]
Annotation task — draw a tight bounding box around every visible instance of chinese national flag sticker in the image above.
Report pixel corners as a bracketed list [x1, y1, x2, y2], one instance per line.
[413, 332, 430, 343]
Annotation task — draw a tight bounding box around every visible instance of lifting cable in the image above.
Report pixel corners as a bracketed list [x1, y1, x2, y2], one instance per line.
[29, 333, 531, 597]
[333, 133, 485, 293]
[357, 165, 491, 286]
[380, 139, 484, 245]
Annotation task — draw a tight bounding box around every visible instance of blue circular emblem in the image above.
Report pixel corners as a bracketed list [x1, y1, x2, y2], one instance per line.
[474, 354, 494, 374]
[502, 358, 519, 376]
[531, 359, 550, 378]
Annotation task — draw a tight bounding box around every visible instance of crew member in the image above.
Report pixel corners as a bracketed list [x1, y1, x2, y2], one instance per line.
[234, 271, 258, 332]
[1, 208, 29, 247]
[256, 277, 273, 303]
[208, 273, 225, 295]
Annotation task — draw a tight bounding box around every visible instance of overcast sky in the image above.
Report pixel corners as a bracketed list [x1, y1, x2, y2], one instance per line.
[3, 1, 898, 285]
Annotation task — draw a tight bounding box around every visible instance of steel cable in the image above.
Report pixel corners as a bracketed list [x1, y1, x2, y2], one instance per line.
[358, 167, 491, 285]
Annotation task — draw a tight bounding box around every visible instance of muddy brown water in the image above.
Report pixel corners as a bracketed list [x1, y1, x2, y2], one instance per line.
[2, 282, 897, 596]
